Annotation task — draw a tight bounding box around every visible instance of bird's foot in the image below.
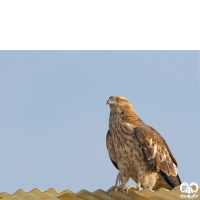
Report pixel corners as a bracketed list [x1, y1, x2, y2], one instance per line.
[122, 183, 141, 193]
[136, 183, 141, 192]
[107, 185, 126, 194]
[123, 185, 137, 193]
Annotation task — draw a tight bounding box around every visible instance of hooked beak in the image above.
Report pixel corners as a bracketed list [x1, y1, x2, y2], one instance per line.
[106, 99, 116, 105]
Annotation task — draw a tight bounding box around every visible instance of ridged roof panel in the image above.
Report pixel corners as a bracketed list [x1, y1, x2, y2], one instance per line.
[1, 186, 200, 200]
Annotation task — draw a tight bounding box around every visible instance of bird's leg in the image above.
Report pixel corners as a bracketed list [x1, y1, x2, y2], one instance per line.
[114, 180, 128, 192]
[123, 173, 142, 193]
[136, 182, 141, 192]
[107, 171, 129, 194]
[135, 168, 142, 192]
[107, 171, 121, 193]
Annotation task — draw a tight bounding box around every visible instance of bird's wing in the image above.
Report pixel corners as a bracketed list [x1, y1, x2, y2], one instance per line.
[106, 130, 118, 170]
[134, 125, 181, 188]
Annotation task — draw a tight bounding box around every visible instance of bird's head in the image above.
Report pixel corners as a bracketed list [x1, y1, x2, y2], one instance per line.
[106, 95, 136, 115]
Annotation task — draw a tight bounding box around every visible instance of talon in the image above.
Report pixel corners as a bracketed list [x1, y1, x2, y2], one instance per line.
[124, 185, 137, 193]
[107, 185, 116, 193]
[115, 188, 118, 193]
[121, 187, 127, 193]
[107, 190, 111, 195]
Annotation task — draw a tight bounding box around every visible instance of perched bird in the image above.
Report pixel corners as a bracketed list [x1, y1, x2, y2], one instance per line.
[106, 95, 181, 192]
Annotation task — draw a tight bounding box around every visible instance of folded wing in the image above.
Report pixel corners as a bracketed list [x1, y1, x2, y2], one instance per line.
[134, 125, 181, 188]
[106, 130, 118, 170]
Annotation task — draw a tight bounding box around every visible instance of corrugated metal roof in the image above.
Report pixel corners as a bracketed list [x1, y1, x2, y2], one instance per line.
[0, 187, 200, 200]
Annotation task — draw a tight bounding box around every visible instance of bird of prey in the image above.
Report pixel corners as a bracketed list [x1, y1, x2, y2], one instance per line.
[106, 95, 181, 192]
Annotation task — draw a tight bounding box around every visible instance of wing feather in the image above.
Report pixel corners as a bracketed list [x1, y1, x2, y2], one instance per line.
[134, 125, 181, 188]
[106, 130, 118, 170]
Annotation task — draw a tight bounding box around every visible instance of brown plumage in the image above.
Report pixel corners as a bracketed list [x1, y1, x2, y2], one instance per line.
[106, 95, 181, 191]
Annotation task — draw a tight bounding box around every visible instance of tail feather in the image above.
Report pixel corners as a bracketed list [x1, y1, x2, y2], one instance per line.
[158, 171, 181, 188]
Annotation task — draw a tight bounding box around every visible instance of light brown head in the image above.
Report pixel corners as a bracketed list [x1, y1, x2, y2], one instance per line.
[106, 95, 136, 115]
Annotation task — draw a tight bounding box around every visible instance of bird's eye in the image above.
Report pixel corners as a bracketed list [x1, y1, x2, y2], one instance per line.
[119, 99, 123, 103]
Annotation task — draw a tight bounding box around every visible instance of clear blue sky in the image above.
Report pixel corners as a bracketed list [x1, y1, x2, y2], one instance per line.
[0, 51, 199, 193]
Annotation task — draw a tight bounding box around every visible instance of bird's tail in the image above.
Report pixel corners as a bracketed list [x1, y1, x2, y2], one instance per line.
[159, 171, 181, 188]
